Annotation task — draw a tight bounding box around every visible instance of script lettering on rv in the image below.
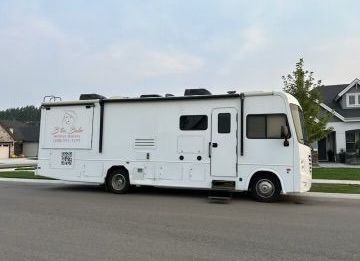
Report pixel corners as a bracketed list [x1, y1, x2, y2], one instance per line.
[51, 111, 84, 144]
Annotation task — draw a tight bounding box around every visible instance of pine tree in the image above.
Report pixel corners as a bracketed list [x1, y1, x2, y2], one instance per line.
[282, 58, 332, 144]
[0, 105, 40, 122]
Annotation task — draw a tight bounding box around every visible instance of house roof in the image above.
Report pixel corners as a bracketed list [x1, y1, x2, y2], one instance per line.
[0, 120, 40, 142]
[318, 83, 360, 120]
[335, 78, 360, 101]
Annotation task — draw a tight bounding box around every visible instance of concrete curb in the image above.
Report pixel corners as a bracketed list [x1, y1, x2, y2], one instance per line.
[312, 179, 360, 185]
[300, 192, 360, 200]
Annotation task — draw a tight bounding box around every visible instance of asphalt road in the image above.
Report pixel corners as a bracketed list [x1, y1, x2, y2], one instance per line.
[0, 182, 359, 261]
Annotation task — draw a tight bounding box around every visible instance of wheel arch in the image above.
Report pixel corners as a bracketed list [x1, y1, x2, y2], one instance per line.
[105, 165, 129, 181]
[246, 169, 286, 193]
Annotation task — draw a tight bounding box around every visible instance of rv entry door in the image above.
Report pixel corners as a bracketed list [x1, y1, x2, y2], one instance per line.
[211, 108, 238, 177]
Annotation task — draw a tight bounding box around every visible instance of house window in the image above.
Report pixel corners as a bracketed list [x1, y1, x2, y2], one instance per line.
[346, 93, 360, 107]
[346, 131, 356, 152]
[247, 114, 289, 139]
[180, 115, 208, 130]
[349, 95, 356, 105]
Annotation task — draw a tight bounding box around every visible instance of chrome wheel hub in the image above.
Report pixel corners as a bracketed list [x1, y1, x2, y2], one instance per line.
[256, 179, 275, 198]
[112, 174, 125, 191]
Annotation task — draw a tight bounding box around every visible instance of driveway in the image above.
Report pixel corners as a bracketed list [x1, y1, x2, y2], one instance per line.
[0, 182, 359, 261]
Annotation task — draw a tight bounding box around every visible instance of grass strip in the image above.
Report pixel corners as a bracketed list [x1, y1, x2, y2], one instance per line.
[0, 171, 52, 180]
[310, 183, 360, 194]
[312, 168, 360, 180]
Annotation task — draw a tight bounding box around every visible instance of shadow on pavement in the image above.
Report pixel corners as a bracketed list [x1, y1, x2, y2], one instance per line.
[46, 183, 310, 205]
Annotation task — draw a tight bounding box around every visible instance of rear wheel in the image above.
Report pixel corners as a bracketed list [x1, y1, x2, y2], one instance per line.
[250, 175, 281, 202]
[106, 169, 130, 194]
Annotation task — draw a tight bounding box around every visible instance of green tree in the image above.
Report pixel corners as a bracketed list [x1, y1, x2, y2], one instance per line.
[282, 58, 332, 144]
[0, 105, 40, 122]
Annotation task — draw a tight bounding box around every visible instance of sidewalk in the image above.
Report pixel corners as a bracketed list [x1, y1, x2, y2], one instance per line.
[0, 178, 95, 185]
[0, 158, 37, 169]
[317, 163, 360, 168]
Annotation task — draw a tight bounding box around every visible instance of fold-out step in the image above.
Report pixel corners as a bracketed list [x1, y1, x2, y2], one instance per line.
[211, 180, 236, 191]
[208, 189, 233, 203]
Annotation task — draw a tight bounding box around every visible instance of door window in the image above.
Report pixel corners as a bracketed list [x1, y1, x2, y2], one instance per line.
[218, 113, 231, 133]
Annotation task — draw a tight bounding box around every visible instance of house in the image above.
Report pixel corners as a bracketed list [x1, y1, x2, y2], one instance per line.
[0, 120, 40, 159]
[317, 78, 360, 163]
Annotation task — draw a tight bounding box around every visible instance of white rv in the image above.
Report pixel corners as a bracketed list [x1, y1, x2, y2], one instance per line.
[36, 90, 312, 202]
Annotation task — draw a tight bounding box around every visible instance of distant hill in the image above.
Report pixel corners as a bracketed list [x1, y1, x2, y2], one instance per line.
[0, 106, 40, 122]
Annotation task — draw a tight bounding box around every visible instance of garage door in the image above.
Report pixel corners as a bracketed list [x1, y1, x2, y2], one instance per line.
[0, 144, 10, 159]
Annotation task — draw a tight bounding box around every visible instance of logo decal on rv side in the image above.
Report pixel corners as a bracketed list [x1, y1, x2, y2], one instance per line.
[51, 110, 84, 143]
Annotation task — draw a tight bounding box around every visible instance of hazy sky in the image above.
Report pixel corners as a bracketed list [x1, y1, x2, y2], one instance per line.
[0, 0, 359, 109]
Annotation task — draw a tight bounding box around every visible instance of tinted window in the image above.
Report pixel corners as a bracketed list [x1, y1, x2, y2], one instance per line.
[247, 115, 266, 138]
[180, 115, 208, 130]
[218, 113, 231, 133]
[247, 114, 288, 139]
[267, 114, 287, 138]
[290, 104, 306, 144]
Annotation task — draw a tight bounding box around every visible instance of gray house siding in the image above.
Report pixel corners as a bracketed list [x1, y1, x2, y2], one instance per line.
[341, 84, 360, 109]
[22, 142, 39, 158]
[317, 79, 360, 164]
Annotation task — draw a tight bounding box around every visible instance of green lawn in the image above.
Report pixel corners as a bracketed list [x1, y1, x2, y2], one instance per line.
[0, 171, 51, 179]
[310, 184, 360, 194]
[313, 168, 360, 180]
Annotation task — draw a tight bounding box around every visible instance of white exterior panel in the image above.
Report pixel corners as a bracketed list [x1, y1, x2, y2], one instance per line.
[37, 92, 312, 194]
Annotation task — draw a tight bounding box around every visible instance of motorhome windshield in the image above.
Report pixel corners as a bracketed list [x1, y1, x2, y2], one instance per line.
[290, 104, 307, 145]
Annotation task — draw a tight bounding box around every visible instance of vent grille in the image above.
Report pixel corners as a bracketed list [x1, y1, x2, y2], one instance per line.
[134, 138, 156, 149]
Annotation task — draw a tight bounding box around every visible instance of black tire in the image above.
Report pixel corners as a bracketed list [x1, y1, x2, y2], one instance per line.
[106, 169, 130, 194]
[250, 175, 281, 202]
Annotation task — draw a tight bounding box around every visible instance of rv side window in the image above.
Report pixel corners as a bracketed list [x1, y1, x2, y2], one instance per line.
[247, 115, 266, 138]
[247, 114, 289, 139]
[218, 113, 231, 133]
[180, 115, 208, 131]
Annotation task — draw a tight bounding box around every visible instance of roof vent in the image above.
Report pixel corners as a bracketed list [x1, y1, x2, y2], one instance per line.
[165, 93, 175, 97]
[184, 88, 212, 96]
[140, 94, 162, 98]
[80, 94, 107, 100]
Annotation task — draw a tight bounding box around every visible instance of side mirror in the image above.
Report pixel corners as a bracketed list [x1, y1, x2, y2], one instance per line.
[281, 126, 290, 147]
[281, 126, 290, 139]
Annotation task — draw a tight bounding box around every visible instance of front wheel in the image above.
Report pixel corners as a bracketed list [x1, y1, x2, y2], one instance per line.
[106, 169, 130, 194]
[250, 176, 281, 202]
